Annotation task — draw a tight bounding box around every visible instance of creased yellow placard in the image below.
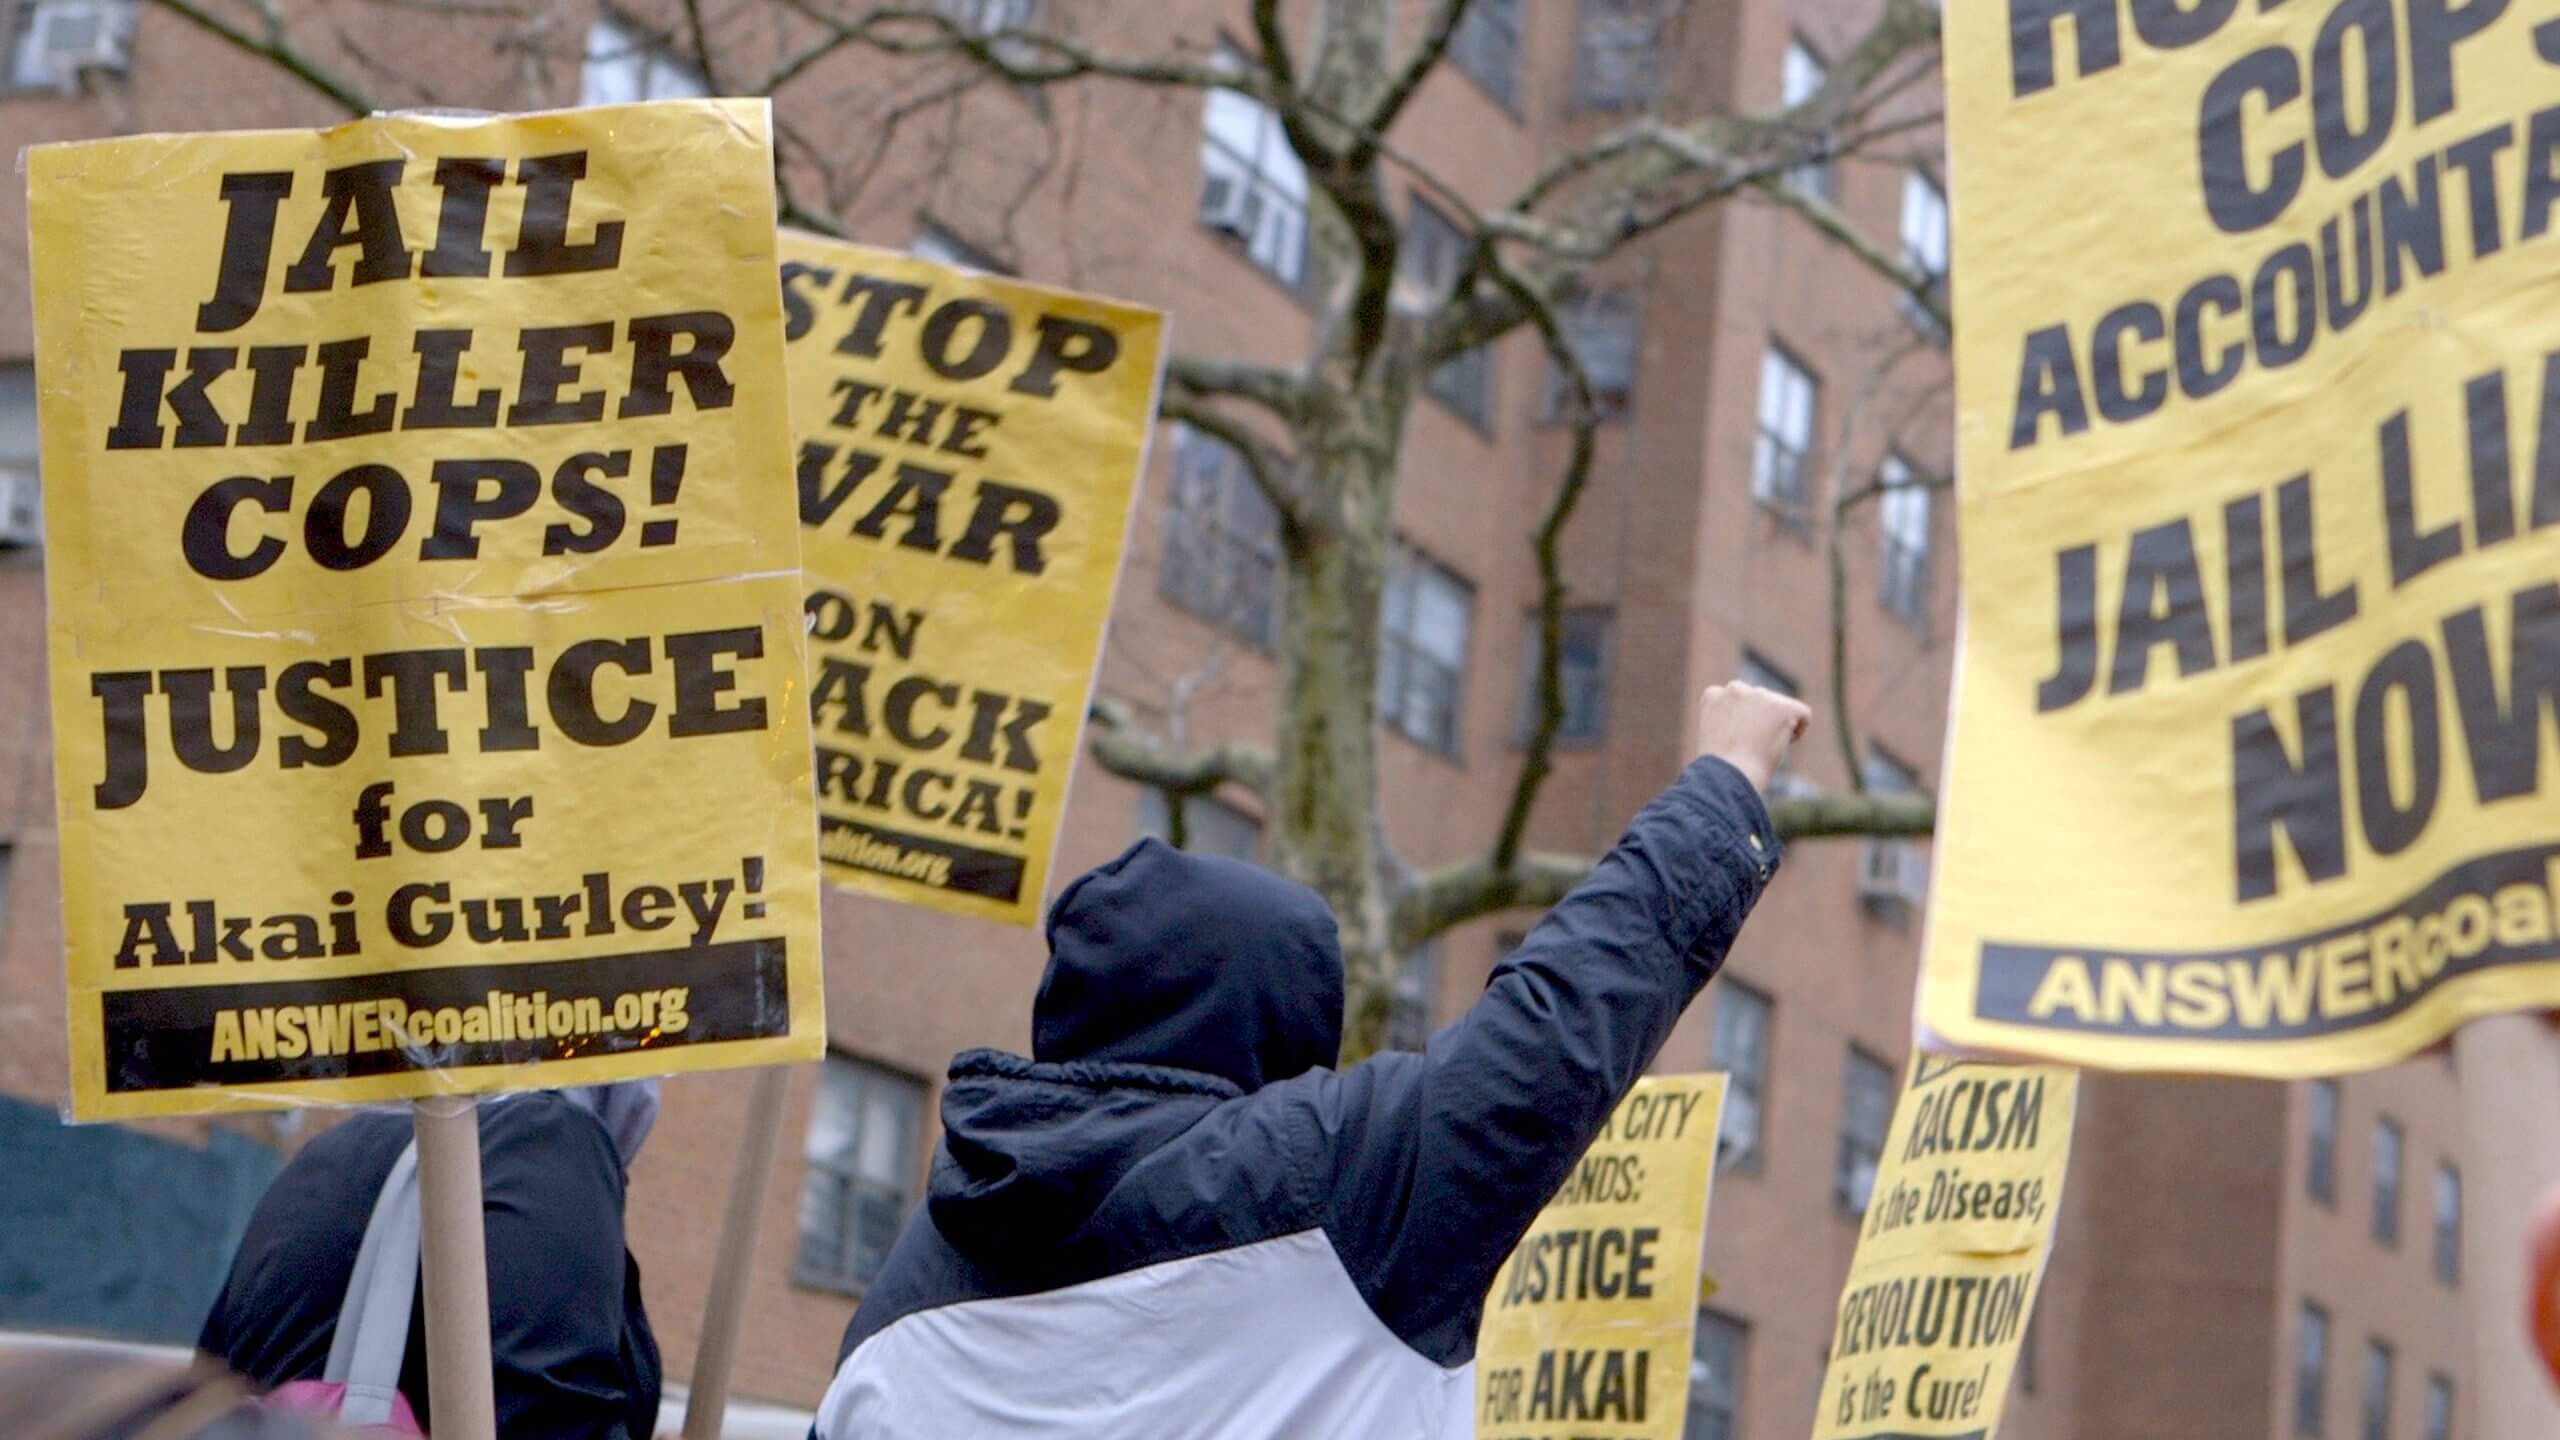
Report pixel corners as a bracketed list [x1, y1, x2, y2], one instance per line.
[1475, 1074, 1725, 1440]
[1925, 2, 2560, 1076]
[31, 101, 823, 1120]
[1810, 1058, 2075, 1440]
[779, 231, 1164, 926]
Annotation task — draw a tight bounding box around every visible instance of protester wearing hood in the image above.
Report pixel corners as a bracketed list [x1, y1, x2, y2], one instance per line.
[816, 681, 1809, 1438]
[199, 1083, 664, 1438]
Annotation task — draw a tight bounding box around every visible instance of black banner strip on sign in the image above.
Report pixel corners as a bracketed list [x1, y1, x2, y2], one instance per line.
[818, 815, 1026, 902]
[100, 939, 790, 1092]
[1976, 842, 2560, 1040]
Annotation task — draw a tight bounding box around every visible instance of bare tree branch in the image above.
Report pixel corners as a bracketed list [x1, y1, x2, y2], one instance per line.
[770, 0, 1238, 92]
[1769, 790, 1936, 839]
[147, 0, 374, 116]
[1166, 355, 1320, 426]
[1752, 172, 1949, 335]
[1154, 392, 1309, 541]
[1489, 261, 1599, 873]
[1819, 332, 1937, 789]
[1394, 852, 1597, 951]
[679, 0, 724, 94]
[1087, 699, 1275, 799]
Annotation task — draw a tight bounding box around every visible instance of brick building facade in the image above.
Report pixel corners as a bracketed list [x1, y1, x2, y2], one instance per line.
[0, 2, 2498, 1437]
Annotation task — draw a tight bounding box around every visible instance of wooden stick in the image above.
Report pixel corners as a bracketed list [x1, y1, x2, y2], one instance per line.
[414, 1094, 498, 1440]
[684, 1066, 794, 1440]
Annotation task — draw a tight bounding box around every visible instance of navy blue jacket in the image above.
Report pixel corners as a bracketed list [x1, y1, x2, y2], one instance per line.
[816, 757, 1780, 1438]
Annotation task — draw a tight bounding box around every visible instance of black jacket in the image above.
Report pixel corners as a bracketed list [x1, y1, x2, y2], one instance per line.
[815, 756, 1781, 1437]
[199, 1092, 660, 1438]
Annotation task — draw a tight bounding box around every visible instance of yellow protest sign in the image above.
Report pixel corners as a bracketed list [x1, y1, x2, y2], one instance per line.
[1476, 1074, 1725, 1440]
[1812, 1059, 2075, 1440]
[779, 231, 1163, 926]
[30, 102, 823, 1121]
[1925, 3, 2560, 1075]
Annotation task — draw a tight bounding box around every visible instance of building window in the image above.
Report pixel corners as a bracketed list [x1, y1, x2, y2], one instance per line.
[1900, 170, 1950, 328]
[0, 363, 38, 548]
[1450, 0, 1524, 109]
[1686, 1310, 1747, 1440]
[1388, 940, 1441, 1051]
[1200, 63, 1311, 290]
[1574, 0, 1665, 108]
[1544, 289, 1641, 421]
[2361, 1340, 2393, 1440]
[1752, 345, 1817, 515]
[1711, 982, 1771, 1172]
[1781, 41, 1832, 199]
[2308, 1079, 2339, 1205]
[1134, 787, 1263, 864]
[1860, 747, 1927, 915]
[2297, 1302, 2330, 1436]
[795, 1055, 927, 1295]
[1159, 423, 1282, 649]
[1878, 453, 1932, 626]
[2433, 1163, 2460, 1285]
[911, 221, 1010, 274]
[1379, 544, 1475, 758]
[1836, 1047, 1893, 1215]
[579, 15, 708, 106]
[1404, 196, 1494, 431]
[8, 0, 135, 91]
[937, 0, 1032, 31]
[1516, 607, 1613, 746]
[2424, 1374, 2453, 1440]
[2374, 1117, 2402, 1247]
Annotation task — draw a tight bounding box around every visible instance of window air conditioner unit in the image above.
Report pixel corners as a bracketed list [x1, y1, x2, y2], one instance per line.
[1858, 838, 1926, 909]
[35, 0, 134, 91]
[0, 468, 42, 548]
[1198, 173, 1260, 241]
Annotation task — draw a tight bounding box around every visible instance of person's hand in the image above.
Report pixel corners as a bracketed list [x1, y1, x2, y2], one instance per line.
[1694, 682, 1812, 797]
[2532, 1179, 2560, 1391]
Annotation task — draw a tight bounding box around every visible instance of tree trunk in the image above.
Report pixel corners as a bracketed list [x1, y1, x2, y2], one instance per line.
[1270, 396, 1402, 1061]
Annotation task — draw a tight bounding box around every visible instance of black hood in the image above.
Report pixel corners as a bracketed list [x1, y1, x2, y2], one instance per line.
[926, 839, 1344, 1256]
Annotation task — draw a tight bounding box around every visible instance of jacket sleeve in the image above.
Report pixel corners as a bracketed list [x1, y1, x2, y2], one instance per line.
[476, 1098, 656, 1440]
[1285, 755, 1780, 1365]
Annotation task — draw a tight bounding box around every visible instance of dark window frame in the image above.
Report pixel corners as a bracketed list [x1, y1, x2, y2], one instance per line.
[2297, 1301, 2330, 1437]
[1449, 0, 1526, 112]
[1711, 981, 1773, 1174]
[2374, 1116, 2403, 1248]
[1572, 0, 1667, 110]
[793, 1053, 930, 1297]
[2308, 1079, 2339, 1206]
[1836, 1046, 1894, 1215]
[1158, 422, 1284, 650]
[1515, 606, 1615, 747]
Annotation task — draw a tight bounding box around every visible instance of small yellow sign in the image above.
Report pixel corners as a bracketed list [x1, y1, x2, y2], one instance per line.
[779, 231, 1164, 926]
[31, 102, 824, 1119]
[1475, 1074, 1726, 1440]
[1810, 1058, 2076, 1440]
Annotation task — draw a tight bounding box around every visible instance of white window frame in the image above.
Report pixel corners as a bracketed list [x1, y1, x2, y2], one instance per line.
[579, 14, 708, 107]
[1685, 1309, 1747, 1440]
[2297, 1302, 2330, 1436]
[1379, 544, 1475, 759]
[1199, 60, 1312, 289]
[1752, 345, 1817, 515]
[1900, 169, 1950, 328]
[1451, 0, 1525, 109]
[1544, 288, 1641, 421]
[1781, 40, 1832, 199]
[1878, 453, 1932, 626]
